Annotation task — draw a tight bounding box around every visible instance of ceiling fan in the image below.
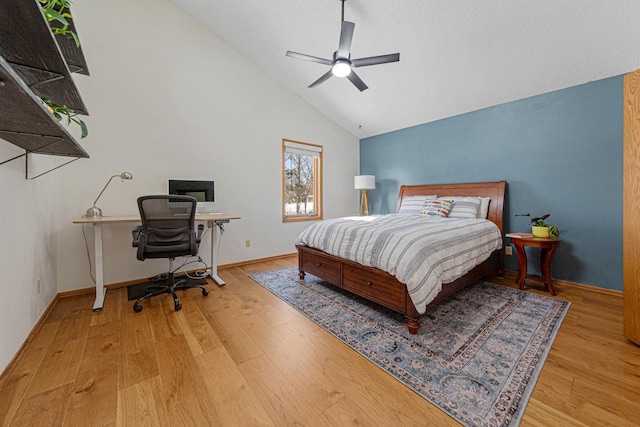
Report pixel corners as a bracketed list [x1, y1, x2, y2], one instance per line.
[285, 0, 400, 92]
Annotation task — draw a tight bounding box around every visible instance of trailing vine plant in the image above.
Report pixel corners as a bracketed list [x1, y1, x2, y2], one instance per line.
[38, 0, 80, 47]
[41, 97, 88, 138]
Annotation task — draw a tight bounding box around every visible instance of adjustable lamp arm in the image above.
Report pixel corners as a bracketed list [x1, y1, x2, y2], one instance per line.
[92, 174, 119, 208]
[86, 172, 133, 217]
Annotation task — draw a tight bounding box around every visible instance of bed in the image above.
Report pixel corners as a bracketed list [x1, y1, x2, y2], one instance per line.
[295, 181, 506, 334]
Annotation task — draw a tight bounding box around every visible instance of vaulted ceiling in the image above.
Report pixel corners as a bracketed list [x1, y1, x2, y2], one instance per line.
[169, 0, 640, 138]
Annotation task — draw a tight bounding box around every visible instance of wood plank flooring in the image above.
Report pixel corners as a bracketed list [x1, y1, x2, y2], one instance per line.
[1, 255, 639, 426]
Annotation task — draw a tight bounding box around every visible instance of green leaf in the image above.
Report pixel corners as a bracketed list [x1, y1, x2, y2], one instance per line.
[43, 8, 69, 25]
[78, 120, 88, 138]
[70, 31, 80, 47]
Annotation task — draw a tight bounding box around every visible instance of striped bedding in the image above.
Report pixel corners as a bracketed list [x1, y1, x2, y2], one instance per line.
[296, 214, 503, 314]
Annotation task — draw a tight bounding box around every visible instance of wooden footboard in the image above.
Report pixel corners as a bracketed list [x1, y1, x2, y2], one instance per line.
[296, 244, 502, 334]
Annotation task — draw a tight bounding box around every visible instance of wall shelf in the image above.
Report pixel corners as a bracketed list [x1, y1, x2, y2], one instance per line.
[0, 0, 89, 167]
[53, 14, 90, 77]
[0, 56, 89, 158]
[0, 0, 89, 114]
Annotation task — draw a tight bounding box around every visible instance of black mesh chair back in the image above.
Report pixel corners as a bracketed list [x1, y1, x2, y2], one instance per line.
[132, 195, 208, 312]
[136, 195, 198, 260]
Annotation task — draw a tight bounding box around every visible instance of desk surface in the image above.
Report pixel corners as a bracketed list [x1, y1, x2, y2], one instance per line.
[73, 213, 241, 224]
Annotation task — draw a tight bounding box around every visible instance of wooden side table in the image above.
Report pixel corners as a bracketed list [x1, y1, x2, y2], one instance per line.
[506, 234, 561, 296]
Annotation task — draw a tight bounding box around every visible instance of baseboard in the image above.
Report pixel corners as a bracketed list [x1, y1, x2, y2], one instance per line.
[501, 269, 623, 297]
[218, 253, 297, 269]
[59, 253, 299, 297]
[62, 256, 623, 299]
[0, 294, 59, 382]
[58, 268, 209, 297]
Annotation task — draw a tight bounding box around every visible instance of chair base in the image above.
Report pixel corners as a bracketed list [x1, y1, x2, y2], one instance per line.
[133, 267, 209, 312]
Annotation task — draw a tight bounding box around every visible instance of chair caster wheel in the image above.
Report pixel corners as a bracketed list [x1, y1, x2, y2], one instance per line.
[202, 288, 209, 296]
[174, 303, 182, 311]
[133, 304, 143, 313]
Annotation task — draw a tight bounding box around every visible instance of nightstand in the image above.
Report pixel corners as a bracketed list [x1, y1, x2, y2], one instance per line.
[506, 234, 561, 296]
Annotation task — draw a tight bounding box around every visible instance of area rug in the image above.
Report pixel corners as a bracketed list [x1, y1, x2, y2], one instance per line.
[249, 266, 570, 427]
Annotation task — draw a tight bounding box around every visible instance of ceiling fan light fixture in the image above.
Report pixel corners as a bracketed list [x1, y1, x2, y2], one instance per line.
[332, 60, 352, 77]
[285, 0, 399, 91]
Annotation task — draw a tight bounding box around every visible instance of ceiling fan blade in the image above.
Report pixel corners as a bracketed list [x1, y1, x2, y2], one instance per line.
[308, 69, 334, 88]
[346, 70, 368, 92]
[352, 53, 400, 68]
[286, 51, 332, 66]
[336, 21, 355, 58]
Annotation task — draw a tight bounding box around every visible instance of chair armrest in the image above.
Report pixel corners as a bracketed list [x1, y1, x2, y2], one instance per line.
[132, 225, 143, 247]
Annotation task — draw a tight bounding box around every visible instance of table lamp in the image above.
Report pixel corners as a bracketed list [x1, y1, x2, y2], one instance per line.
[354, 175, 375, 216]
[85, 172, 133, 217]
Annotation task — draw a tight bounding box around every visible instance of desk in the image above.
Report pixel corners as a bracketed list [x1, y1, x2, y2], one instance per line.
[507, 234, 561, 296]
[73, 213, 240, 311]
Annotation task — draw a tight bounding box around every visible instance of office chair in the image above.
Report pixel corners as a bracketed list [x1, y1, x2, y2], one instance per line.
[131, 195, 208, 312]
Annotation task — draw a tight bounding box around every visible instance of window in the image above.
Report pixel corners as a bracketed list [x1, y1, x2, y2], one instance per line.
[282, 139, 323, 222]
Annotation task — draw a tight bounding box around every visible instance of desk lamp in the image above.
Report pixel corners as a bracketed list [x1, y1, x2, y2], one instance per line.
[85, 172, 133, 217]
[354, 175, 375, 216]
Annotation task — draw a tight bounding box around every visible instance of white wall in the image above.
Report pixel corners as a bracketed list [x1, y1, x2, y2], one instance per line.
[56, 0, 360, 293]
[0, 145, 60, 371]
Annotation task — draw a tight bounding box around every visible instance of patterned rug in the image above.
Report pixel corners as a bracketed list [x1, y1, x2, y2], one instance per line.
[249, 266, 570, 427]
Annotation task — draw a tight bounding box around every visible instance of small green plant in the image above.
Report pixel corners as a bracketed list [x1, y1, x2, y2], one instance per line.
[516, 213, 559, 236]
[41, 97, 88, 138]
[38, 0, 80, 47]
[516, 213, 550, 226]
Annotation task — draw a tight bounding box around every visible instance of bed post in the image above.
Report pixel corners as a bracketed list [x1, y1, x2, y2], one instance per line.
[405, 298, 420, 334]
[297, 246, 306, 279]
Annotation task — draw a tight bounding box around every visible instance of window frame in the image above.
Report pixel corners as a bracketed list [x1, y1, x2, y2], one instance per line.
[282, 139, 323, 223]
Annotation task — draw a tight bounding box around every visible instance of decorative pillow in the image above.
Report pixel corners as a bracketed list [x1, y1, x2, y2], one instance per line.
[442, 196, 482, 219]
[398, 194, 437, 215]
[420, 199, 453, 218]
[477, 197, 491, 219]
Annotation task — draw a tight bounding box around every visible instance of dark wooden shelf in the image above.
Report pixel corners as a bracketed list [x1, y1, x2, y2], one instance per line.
[0, 0, 89, 161]
[0, 55, 89, 158]
[54, 14, 90, 76]
[0, 0, 89, 114]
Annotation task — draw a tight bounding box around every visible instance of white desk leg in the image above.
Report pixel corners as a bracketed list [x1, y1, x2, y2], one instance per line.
[92, 223, 106, 311]
[205, 220, 227, 286]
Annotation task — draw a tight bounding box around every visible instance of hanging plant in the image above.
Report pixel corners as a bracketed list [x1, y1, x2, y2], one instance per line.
[38, 0, 80, 47]
[41, 97, 88, 138]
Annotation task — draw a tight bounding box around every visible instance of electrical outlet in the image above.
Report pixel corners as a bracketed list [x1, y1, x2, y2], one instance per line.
[505, 246, 513, 256]
[36, 277, 41, 293]
[245, 240, 251, 248]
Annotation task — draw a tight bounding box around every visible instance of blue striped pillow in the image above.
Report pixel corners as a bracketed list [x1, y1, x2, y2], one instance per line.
[443, 196, 482, 219]
[398, 195, 437, 215]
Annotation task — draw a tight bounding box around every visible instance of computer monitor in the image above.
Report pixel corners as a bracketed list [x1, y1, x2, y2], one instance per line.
[168, 180, 215, 212]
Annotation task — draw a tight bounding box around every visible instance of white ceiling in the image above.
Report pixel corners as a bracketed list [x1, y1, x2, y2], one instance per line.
[168, 0, 640, 138]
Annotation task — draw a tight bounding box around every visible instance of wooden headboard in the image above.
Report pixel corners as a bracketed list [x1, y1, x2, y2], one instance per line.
[396, 181, 507, 233]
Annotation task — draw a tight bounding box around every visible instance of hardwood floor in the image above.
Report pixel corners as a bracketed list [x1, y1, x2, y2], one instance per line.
[1, 255, 639, 426]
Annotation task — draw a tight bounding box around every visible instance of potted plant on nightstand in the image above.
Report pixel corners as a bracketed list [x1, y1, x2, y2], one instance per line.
[516, 213, 559, 237]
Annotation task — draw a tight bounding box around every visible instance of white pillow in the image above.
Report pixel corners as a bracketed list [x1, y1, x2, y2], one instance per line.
[477, 197, 491, 219]
[442, 196, 482, 219]
[398, 194, 437, 215]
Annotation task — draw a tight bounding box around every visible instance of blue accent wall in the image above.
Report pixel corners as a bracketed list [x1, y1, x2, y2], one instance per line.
[360, 76, 623, 291]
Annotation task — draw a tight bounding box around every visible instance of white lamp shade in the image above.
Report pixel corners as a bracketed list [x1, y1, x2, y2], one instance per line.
[332, 60, 352, 77]
[354, 175, 376, 190]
